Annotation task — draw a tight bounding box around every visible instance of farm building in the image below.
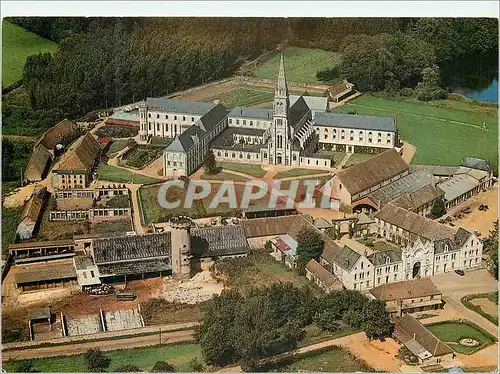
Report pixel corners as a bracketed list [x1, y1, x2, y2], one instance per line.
[52, 132, 101, 189]
[393, 314, 454, 366]
[25, 144, 52, 182]
[329, 148, 409, 211]
[369, 278, 443, 316]
[326, 79, 355, 103]
[16, 186, 47, 240]
[305, 259, 343, 293]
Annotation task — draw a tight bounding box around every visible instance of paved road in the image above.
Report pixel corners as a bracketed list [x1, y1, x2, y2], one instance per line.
[2, 329, 195, 361]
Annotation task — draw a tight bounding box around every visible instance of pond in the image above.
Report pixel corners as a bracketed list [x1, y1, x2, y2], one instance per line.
[441, 52, 498, 103]
[454, 79, 498, 103]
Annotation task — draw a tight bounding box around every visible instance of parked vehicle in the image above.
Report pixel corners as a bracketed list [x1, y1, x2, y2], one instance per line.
[455, 269, 465, 276]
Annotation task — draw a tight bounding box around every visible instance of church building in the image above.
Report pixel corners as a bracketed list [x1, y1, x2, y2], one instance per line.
[137, 54, 400, 178]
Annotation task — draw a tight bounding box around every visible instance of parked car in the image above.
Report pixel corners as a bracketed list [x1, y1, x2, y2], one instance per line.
[455, 269, 465, 276]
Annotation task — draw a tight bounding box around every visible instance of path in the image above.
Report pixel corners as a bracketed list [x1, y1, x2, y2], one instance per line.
[2, 329, 195, 361]
[401, 141, 417, 165]
[337, 153, 352, 168]
[128, 183, 147, 234]
[3, 322, 199, 351]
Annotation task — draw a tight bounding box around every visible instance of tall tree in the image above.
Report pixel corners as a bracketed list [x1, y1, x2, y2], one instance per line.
[83, 348, 111, 372]
[430, 198, 446, 218]
[362, 300, 394, 340]
[203, 150, 218, 175]
[296, 227, 324, 271]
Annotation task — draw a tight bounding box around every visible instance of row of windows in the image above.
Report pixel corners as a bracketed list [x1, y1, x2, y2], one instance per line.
[353, 280, 370, 289]
[323, 133, 391, 144]
[229, 118, 270, 127]
[217, 150, 260, 160]
[148, 113, 195, 122]
[377, 274, 398, 284]
[167, 161, 183, 167]
[354, 271, 369, 280]
[149, 122, 179, 134]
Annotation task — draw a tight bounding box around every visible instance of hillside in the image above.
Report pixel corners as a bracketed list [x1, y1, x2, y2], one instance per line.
[2, 20, 58, 88]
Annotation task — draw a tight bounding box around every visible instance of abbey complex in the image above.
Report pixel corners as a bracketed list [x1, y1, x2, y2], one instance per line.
[138, 55, 399, 177]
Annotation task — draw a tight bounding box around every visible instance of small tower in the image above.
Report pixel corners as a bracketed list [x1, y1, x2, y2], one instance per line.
[170, 216, 192, 280]
[138, 101, 147, 141]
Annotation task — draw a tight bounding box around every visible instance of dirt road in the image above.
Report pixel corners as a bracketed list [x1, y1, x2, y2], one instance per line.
[2, 329, 195, 361]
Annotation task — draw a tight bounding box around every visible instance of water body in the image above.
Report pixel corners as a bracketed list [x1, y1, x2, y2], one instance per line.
[454, 79, 498, 103]
[442, 53, 498, 103]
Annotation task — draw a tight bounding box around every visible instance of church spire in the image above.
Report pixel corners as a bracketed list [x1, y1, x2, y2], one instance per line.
[276, 53, 288, 96]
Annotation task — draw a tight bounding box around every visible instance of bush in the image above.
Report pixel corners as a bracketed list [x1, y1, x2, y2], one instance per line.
[84, 348, 111, 372]
[447, 92, 468, 101]
[152, 361, 176, 372]
[399, 87, 415, 97]
[315, 66, 339, 82]
[189, 357, 204, 372]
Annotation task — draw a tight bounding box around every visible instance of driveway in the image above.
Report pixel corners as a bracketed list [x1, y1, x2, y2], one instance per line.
[427, 269, 498, 336]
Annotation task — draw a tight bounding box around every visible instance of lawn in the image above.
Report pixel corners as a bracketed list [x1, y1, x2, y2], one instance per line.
[461, 291, 499, 325]
[426, 320, 497, 354]
[149, 137, 173, 148]
[251, 47, 342, 85]
[334, 95, 499, 170]
[105, 139, 133, 156]
[215, 251, 310, 295]
[1, 206, 23, 258]
[93, 219, 132, 234]
[3, 343, 202, 372]
[258, 346, 372, 372]
[200, 171, 249, 182]
[343, 153, 375, 168]
[332, 151, 346, 167]
[273, 168, 330, 179]
[203, 85, 275, 108]
[97, 164, 160, 184]
[219, 162, 267, 178]
[2, 20, 58, 88]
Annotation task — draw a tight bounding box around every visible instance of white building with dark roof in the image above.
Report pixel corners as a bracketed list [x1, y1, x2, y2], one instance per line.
[137, 54, 401, 178]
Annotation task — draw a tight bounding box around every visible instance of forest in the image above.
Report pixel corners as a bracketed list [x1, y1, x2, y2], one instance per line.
[1, 17, 498, 187]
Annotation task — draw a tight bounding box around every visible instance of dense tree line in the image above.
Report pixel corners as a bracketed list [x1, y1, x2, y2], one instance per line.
[196, 283, 393, 368]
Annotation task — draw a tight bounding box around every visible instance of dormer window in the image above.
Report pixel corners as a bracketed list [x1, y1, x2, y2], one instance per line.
[444, 244, 449, 251]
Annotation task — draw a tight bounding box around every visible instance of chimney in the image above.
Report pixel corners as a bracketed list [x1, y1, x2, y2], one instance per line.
[413, 333, 416, 340]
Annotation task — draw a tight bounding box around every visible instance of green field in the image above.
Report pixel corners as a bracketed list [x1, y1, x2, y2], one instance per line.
[252, 47, 341, 85]
[220, 162, 267, 178]
[259, 346, 372, 372]
[274, 168, 330, 179]
[334, 96, 499, 170]
[97, 163, 160, 184]
[343, 153, 375, 168]
[426, 321, 496, 354]
[2, 20, 58, 88]
[105, 139, 131, 156]
[3, 343, 202, 372]
[201, 171, 249, 182]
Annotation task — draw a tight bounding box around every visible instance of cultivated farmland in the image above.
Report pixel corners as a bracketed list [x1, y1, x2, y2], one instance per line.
[251, 47, 341, 85]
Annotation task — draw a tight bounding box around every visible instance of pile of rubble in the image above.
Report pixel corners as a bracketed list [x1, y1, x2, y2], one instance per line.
[85, 284, 115, 295]
[162, 270, 223, 304]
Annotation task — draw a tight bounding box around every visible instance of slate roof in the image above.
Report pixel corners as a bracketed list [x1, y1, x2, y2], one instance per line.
[306, 259, 342, 290]
[314, 112, 397, 132]
[336, 149, 409, 195]
[434, 238, 459, 254]
[57, 132, 100, 172]
[38, 118, 80, 150]
[370, 278, 441, 301]
[332, 245, 361, 270]
[98, 259, 170, 276]
[367, 249, 402, 266]
[228, 107, 273, 120]
[25, 144, 51, 181]
[289, 96, 311, 130]
[409, 164, 459, 177]
[290, 95, 329, 113]
[460, 157, 491, 172]
[93, 233, 172, 264]
[368, 170, 437, 208]
[191, 225, 250, 258]
[146, 97, 216, 116]
[394, 314, 453, 357]
[197, 105, 229, 133]
[374, 203, 455, 241]
[390, 184, 445, 211]
[454, 227, 472, 247]
[437, 174, 480, 202]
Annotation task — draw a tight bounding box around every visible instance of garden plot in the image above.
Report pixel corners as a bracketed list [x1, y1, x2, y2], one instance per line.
[103, 308, 143, 331]
[66, 314, 102, 336]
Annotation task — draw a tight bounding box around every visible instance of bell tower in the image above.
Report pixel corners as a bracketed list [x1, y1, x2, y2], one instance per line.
[269, 53, 291, 165]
